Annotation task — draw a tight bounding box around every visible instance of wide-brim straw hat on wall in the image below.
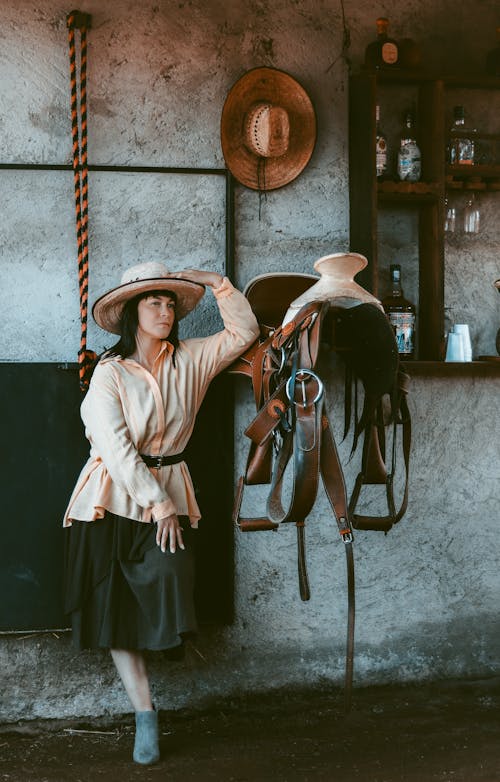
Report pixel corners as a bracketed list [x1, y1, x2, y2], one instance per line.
[220, 67, 317, 191]
[92, 261, 206, 334]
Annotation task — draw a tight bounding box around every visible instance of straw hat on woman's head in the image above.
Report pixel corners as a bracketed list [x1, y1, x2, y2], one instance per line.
[92, 261, 206, 334]
[221, 67, 316, 192]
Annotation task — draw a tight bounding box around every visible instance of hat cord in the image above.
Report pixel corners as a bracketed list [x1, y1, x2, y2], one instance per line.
[257, 157, 268, 221]
[67, 10, 96, 392]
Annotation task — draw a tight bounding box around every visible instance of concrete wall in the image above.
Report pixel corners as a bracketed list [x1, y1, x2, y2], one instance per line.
[1, 0, 500, 722]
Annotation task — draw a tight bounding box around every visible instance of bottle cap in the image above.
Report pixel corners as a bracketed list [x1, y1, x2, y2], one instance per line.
[453, 105, 465, 120]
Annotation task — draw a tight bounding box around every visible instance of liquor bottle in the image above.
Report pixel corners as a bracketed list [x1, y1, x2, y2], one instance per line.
[382, 264, 416, 359]
[447, 106, 475, 165]
[375, 105, 388, 178]
[485, 27, 500, 76]
[364, 17, 399, 69]
[397, 109, 421, 182]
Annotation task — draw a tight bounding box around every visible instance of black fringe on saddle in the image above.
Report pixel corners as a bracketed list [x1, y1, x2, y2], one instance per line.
[331, 303, 400, 454]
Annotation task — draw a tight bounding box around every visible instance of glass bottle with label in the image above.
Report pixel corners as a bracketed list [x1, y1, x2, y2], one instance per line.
[397, 110, 421, 182]
[382, 264, 416, 359]
[375, 104, 388, 178]
[448, 106, 475, 165]
[364, 17, 399, 69]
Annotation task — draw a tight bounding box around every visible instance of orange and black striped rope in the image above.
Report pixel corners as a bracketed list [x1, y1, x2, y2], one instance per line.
[67, 9, 96, 392]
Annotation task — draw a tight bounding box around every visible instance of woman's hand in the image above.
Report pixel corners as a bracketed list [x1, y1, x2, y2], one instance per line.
[167, 268, 224, 290]
[156, 514, 185, 553]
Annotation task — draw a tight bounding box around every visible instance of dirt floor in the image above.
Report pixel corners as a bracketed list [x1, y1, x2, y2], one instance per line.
[1, 677, 500, 782]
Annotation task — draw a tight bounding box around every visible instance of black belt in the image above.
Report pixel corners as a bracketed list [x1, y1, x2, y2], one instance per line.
[140, 451, 186, 469]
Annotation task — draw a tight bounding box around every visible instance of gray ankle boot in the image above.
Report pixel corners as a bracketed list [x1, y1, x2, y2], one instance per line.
[133, 708, 160, 765]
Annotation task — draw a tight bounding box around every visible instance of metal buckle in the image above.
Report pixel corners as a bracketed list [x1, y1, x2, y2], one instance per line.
[339, 518, 353, 544]
[278, 347, 287, 374]
[152, 455, 164, 469]
[285, 369, 324, 408]
[272, 428, 284, 454]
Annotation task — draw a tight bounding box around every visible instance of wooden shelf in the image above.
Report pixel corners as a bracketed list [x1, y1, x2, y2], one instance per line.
[447, 164, 500, 178]
[403, 360, 500, 377]
[443, 74, 500, 89]
[378, 180, 441, 195]
[378, 188, 440, 205]
[349, 70, 499, 366]
[446, 165, 500, 191]
[368, 69, 500, 89]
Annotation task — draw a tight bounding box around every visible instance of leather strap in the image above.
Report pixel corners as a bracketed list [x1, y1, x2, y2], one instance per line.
[141, 452, 186, 468]
[244, 381, 289, 447]
[349, 370, 411, 532]
[266, 389, 323, 526]
[226, 325, 276, 409]
[233, 476, 278, 531]
[296, 522, 310, 601]
[243, 381, 289, 486]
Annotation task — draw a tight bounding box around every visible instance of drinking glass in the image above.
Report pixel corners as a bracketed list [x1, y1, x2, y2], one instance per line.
[444, 198, 456, 233]
[445, 332, 465, 362]
[463, 195, 480, 234]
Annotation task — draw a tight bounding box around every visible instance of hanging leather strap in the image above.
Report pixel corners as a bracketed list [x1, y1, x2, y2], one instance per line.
[319, 414, 355, 713]
[266, 380, 324, 526]
[67, 10, 96, 392]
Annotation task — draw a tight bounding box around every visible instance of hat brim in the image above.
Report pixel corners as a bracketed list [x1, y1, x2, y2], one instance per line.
[221, 67, 317, 191]
[92, 277, 206, 334]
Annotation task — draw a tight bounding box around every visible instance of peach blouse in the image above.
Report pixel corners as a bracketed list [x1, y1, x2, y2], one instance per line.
[63, 278, 259, 528]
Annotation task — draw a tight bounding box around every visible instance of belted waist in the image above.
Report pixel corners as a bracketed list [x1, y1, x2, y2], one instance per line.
[140, 451, 186, 469]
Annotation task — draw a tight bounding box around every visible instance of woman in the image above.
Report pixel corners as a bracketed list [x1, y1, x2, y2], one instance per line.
[63, 261, 259, 765]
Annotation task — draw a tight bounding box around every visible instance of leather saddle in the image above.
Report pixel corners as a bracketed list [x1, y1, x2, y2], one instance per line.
[227, 254, 412, 711]
[231, 256, 411, 535]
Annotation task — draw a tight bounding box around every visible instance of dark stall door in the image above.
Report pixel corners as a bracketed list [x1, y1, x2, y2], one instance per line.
[0, 364, 234, 631]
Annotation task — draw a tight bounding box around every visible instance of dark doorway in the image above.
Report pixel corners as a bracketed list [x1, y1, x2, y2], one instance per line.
[0, 363, 234, 631]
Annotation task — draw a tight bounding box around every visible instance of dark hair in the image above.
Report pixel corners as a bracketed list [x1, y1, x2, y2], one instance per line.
[102, 289, 179, 362]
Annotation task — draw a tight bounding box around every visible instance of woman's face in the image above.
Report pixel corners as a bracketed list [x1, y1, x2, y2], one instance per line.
[136, 294, 176, 341]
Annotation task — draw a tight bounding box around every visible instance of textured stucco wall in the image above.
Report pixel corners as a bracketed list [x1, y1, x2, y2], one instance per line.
[1, 0, 500, 723]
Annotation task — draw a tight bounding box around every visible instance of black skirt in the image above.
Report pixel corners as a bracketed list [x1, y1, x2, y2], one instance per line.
[64, 512, 197, 652]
